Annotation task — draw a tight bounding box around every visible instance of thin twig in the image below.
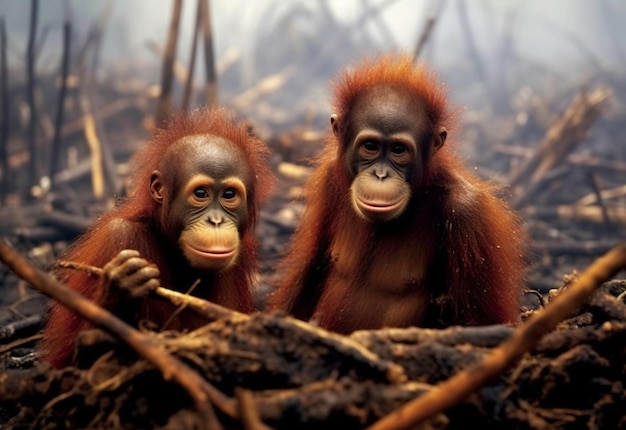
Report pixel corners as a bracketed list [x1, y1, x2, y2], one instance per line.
[367, 243, 626, 430]
[574, 184, 626, 207]
[235, 387, 273, 430]
[84, 2, 120, 195]
[412, 0, 447, 62]
[80, 100, 105, 198]
[0, 17, 9, 204]
[155, 0, 183, 126]
[199, 0, 218, 106]
[56, 259, 102, 275]
[26, 0, 40, 195]
[523, 205, 626, 226]
[181, 0, 203, 111]
[155, 286, 245, 322]
[161, 279, 201, 330]
[0, 239, 235, 429]
[493, 143, 626, 175]
[49, 21, 71, 188]
[586, 171, 611, 226]
[0, 333, 42, 355]
[56, 259, 245, 322]
[509, 87, 610, 208]
[0, 314, 43, 340]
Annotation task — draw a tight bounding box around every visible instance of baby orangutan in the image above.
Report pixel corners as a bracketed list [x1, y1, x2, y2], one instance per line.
[42, 107, 274, 367]
[269, 54, 526, 333]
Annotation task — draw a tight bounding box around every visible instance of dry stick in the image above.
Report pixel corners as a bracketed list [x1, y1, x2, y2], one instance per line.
[155, 286, 246, 322]
[412, 0, 447, 62]
[199, 0, 217, 106]
[412, 17, 436, 62]
[522, 205, 626, 227]
[575, 184, 626, 207]
[57, 260, 245, 323]
[0, 314, 42, 340]
[46, 96, 147, 151]
[74, 0, 112, 70]
[49, 21, 71, 189]
[181, 0, 203, 112]
[80, 97, 105, 198]
[0, 333, 42, 355]
[235, 388, 273, 430]
[530, 239, 618, 257]
[509, 87, 610, 208]
[586, 171, 611, 226]
[88, 4, 120, 195]
[155, 0, 183, 127]
[230, 70, 294, 112]
[367, 243, 626, 430]
[0, 18, 9, 204]
[0, 240, 237, 429]
[493, 143, 626, 175]
[71, 2, 117, 198]
[26, 0, 39, 195]
[359, 0, 397, 46]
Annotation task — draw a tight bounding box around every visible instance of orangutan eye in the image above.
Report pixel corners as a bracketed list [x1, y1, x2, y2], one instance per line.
[363, 141, 378, 152]
[222, 188, 237, 200]
[391, 144, 407, 154]
[193, 188, 210, 199]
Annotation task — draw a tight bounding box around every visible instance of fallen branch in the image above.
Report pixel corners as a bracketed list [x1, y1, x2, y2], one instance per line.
[530, 239, 618, 256]
[56, 259, 245, 322]
[522, 205, 626, 226]
[0, 238, 234, 430]
[509, 87, 611, 208]
[493, 143, 626, 176]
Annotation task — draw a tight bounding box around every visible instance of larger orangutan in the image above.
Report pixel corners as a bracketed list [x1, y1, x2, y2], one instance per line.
[269, 54, 526, 333]
[42, 107, 274, 367]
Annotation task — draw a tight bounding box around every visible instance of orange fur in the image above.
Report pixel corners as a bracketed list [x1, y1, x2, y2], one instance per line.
[269, 53, 526, 333]
[42, 107, 274, 367]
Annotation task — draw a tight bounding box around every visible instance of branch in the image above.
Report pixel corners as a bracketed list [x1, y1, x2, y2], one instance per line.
[26, 0, 40, 194]
[48, 21, 71, 188]
[199, 0, 218, 105]
[155, 0, 183, 126]
[56, 259, 244, 322]
[181, 0, 203, 112]
[0, 18, 9, 204]
[0, 239, 235, 429]
[509, 87, 611, 208]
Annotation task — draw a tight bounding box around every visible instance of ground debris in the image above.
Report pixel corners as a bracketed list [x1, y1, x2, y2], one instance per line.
[0, 281, 624, 429]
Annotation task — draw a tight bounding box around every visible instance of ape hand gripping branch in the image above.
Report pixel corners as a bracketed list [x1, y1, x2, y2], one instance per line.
[42, 107, 274, 367]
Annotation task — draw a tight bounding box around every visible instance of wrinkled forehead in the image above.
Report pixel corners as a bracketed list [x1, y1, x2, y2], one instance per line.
[349, 85, 428, 136]
[161, 134, 250, 183]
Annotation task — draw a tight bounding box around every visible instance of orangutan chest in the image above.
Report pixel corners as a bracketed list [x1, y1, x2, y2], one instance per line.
[330, 232, 433, 295]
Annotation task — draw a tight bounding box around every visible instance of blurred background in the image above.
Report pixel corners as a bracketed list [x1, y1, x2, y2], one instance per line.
[1, 0, 626, 303]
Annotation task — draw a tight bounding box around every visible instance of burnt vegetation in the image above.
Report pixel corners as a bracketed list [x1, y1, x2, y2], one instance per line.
[1, 1, 626, 429]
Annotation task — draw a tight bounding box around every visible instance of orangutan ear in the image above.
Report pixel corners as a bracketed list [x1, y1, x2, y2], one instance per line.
[330, 114, 341, 137]
[150, 171, 165, 204]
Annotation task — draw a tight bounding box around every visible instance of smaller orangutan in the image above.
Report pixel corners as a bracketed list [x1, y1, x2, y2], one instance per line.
[269, 53, 526, 334]
[41, 107, 274, 367]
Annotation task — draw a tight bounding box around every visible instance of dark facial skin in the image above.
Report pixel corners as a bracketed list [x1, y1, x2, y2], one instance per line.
[331, 86, 447, 222]
[150, 134, 251, 270]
